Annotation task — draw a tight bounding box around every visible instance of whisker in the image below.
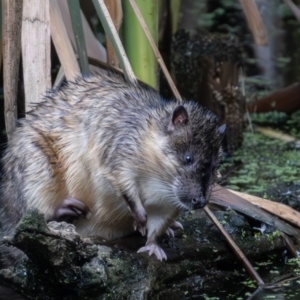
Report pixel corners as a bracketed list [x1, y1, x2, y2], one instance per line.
[217, 163, 243, 184]
[211, 186, 227, 194]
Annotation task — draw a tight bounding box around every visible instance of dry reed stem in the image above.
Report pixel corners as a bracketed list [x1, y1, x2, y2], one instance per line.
[22, 0, 51, 113]
[57, 0, 107, 63]
[239, 0, 268, 46]
[50, 0, 80, 81]
[229, 189, 300, 229]
[211, 185, 300, 239]
[3, 0, 23, 141]
[53, 66, 66, 88]
[256, 126, 300, 144]
[204, 206, 265, 286]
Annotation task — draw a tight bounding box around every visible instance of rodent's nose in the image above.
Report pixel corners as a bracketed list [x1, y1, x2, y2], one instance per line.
[192, 197, 206, 209]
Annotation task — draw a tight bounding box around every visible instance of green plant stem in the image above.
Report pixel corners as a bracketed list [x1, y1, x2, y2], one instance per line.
[122, 0, 158, 89]
[67, 0, 89, 76]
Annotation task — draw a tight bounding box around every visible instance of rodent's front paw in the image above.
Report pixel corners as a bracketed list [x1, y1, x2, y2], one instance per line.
[165, 220, 183, 237]
[170, 220, 183, 230]
[137, 243, 167, 261]
[165, 227, 175, 237]
[133, 208, 147, 236]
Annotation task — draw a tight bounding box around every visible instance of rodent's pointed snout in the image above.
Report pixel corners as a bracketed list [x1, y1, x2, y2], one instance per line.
[192, 197, 207, 209]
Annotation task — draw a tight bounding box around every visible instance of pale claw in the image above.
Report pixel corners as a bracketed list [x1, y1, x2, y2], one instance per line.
[137, 243, 167, 261]
[170, 220, 183, 230]
[138, 225, 147, 236]
[165, 227, 175, 237]
[133, 220, 146, 236]
[165, 220, 183, 237]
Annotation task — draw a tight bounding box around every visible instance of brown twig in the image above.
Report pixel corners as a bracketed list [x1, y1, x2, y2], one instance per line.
[247, 83, 300, 114]
[204, 206, 265, 286]
[280, 232, 298, 258]
[264, 275, 300, 289]
[104, 0, 122, 67]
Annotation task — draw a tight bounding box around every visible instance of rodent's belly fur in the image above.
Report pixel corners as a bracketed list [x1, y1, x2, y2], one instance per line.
[65, 174, 136, 240]
[77, 214, 134, 240]
[72, 176, 179, 240]
[76, 194, 135, 240]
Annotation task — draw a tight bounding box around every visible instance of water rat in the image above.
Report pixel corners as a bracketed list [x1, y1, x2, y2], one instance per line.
[0, 71, 224, 264]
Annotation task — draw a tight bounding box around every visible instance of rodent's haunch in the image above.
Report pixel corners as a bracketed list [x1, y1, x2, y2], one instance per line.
[0, 71, 223, 263]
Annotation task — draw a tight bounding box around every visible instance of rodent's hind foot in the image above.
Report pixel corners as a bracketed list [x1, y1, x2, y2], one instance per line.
[137, 243, 167, 261]
[51, 198, 90, 224]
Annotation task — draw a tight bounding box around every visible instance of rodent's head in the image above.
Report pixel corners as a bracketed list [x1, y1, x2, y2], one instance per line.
[166, 104, 224, 210]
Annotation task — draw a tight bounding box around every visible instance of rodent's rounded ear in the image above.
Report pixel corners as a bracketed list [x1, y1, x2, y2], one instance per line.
[168, 105, 189, 132]
[218, 124, 226, 135]
[172, 105, 189, 125]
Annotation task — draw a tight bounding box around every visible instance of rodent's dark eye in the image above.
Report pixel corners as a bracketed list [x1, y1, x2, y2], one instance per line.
[185, 154, 192, 164]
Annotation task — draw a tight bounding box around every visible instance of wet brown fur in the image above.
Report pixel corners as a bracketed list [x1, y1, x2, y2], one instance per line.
[0, 71, 223, 266]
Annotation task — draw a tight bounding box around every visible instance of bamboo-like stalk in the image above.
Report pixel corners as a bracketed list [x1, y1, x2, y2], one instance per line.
[22, 0, 51, 113]
[122, 0, 157, 88]
[127, 0, 182, 100]
[204, 206, 265, 286]
[104, 0, 122, 67]
[239, 0, 268, 46]
[50, 0, 80, 81]
[92, 0, 136, 84]
[169, 0, 181, 34]
[67, 0, 89, 76]
[3, 0, 23, 141]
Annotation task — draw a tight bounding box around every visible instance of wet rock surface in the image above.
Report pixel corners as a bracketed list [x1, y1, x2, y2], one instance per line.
[0, 208, 287, 299]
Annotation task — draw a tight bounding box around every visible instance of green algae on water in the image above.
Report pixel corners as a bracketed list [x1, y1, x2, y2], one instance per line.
[220, 131, 300, 195]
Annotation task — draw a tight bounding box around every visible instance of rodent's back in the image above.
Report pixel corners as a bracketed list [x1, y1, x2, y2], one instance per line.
[0, 72, 171, 237]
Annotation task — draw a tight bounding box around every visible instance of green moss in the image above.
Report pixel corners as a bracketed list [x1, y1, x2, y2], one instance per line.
[220, 131, 300, 195]
[286, 257, 300, 276]
[250, 112, 288, 124]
